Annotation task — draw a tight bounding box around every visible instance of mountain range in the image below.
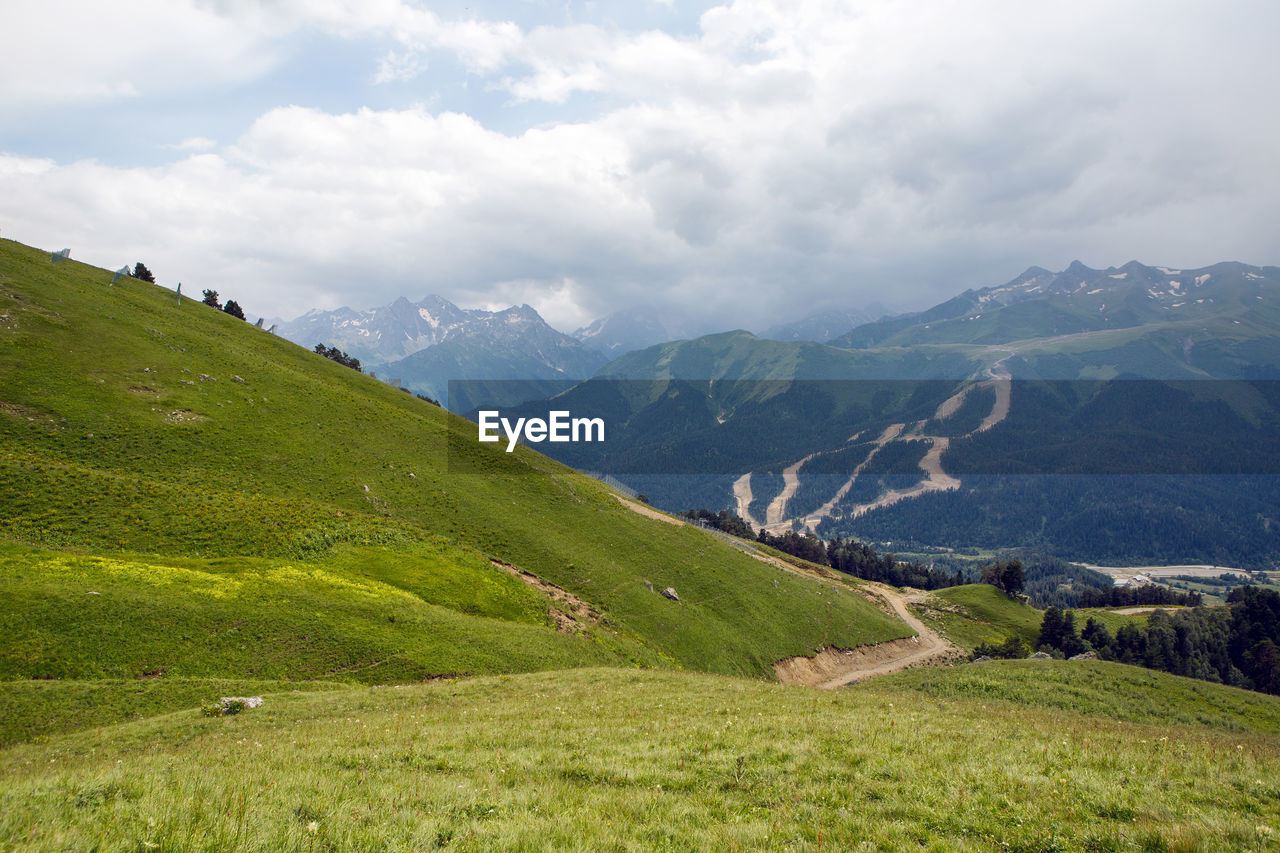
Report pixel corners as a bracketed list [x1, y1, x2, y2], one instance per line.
[759, 305, 892, 343]
[833, 260, 1279, 355]
[571, 305, 680, 357]
[493, 259, 1280, 565]
[275, 295, 607, 408]
[278, 295, 900, 410]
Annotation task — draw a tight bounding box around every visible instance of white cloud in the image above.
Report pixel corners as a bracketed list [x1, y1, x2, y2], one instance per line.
[166, 137, 219, 152]
[2, 0, 1278, 331]
[0, 0, 522, 109]
[373, 49, 430, 84]
[0, 0, 278, 107]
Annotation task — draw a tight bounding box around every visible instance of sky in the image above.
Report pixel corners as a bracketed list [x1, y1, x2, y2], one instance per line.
[2, 0, 1278, 334]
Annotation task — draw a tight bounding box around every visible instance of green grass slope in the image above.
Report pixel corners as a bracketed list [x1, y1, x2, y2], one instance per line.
[0, 238, 906, 682]
[0, 678, 352, 747]
[913, 584, 1153, 652]
[916, 584, 1157, 650]
[913, 584, 1046, 650]
[2, 666, 1277, 851]
[876, 658, 1280, 734]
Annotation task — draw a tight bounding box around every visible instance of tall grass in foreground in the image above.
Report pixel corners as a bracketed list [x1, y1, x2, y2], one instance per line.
[2, 666, 1277, 851]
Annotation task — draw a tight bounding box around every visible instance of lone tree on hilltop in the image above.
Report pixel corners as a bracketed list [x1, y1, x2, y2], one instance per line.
[131, 262, 156, 283]
[223, 299, 245, 320]
[201, 289, 222, 309]
[980, 559, 1025, 596]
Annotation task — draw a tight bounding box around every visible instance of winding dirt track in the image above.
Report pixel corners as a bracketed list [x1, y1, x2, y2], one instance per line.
[610, 493, 957, 688]
[774, 584, 957, 688]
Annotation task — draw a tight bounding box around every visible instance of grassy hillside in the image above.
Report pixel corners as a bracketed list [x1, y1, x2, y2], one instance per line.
[0, 541, 643, 686]
[877, 658, 1280, 733]
[0, 239, 909, 680]
[912, 584, 1046, 650]
[2, 665, 1277, 851]
[912, 584, 1153, 652]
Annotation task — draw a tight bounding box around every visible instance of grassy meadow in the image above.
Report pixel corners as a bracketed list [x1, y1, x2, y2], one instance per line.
[2, 665, 1278, 851]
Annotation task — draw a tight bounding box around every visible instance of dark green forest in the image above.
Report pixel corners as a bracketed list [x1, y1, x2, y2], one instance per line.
[1033, 588, 1280, 695]
[830, 475, 1280, 567]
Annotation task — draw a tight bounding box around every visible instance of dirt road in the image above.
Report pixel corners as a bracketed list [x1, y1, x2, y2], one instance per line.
[610, 492, 957, 688]
[614, 495, 684, 526]
[774, 583, 957, 688]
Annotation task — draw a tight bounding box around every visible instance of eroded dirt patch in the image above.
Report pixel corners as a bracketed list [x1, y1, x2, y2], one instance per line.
[775, 637, 932, 685]
[0, 401, 60, 430]
[491, 558, 602, 634]
[164, 409, 206, 424]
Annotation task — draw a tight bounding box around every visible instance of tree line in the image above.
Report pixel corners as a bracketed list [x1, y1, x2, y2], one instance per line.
[683, 508, 967, 590]
[1004, 587, 1280, 695]
[1077, 584, 1200, 608]
[313, 344, 362, 372]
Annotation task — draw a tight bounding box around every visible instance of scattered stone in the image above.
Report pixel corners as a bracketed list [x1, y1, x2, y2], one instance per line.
[180, 380, 194, 386]
[971, 655, 992, 663]
[205, 696, 264, 716]
[661, 587, 680, 602]
[362, 484, 370, 492]
[232, 375, 245, 383]
[1069, 651, 1098, 661]
[1029, 651, 1053, 660]
[198, 374, 214, 382]
[408, 473, 415, 479]
[86, 591, 100, 596]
